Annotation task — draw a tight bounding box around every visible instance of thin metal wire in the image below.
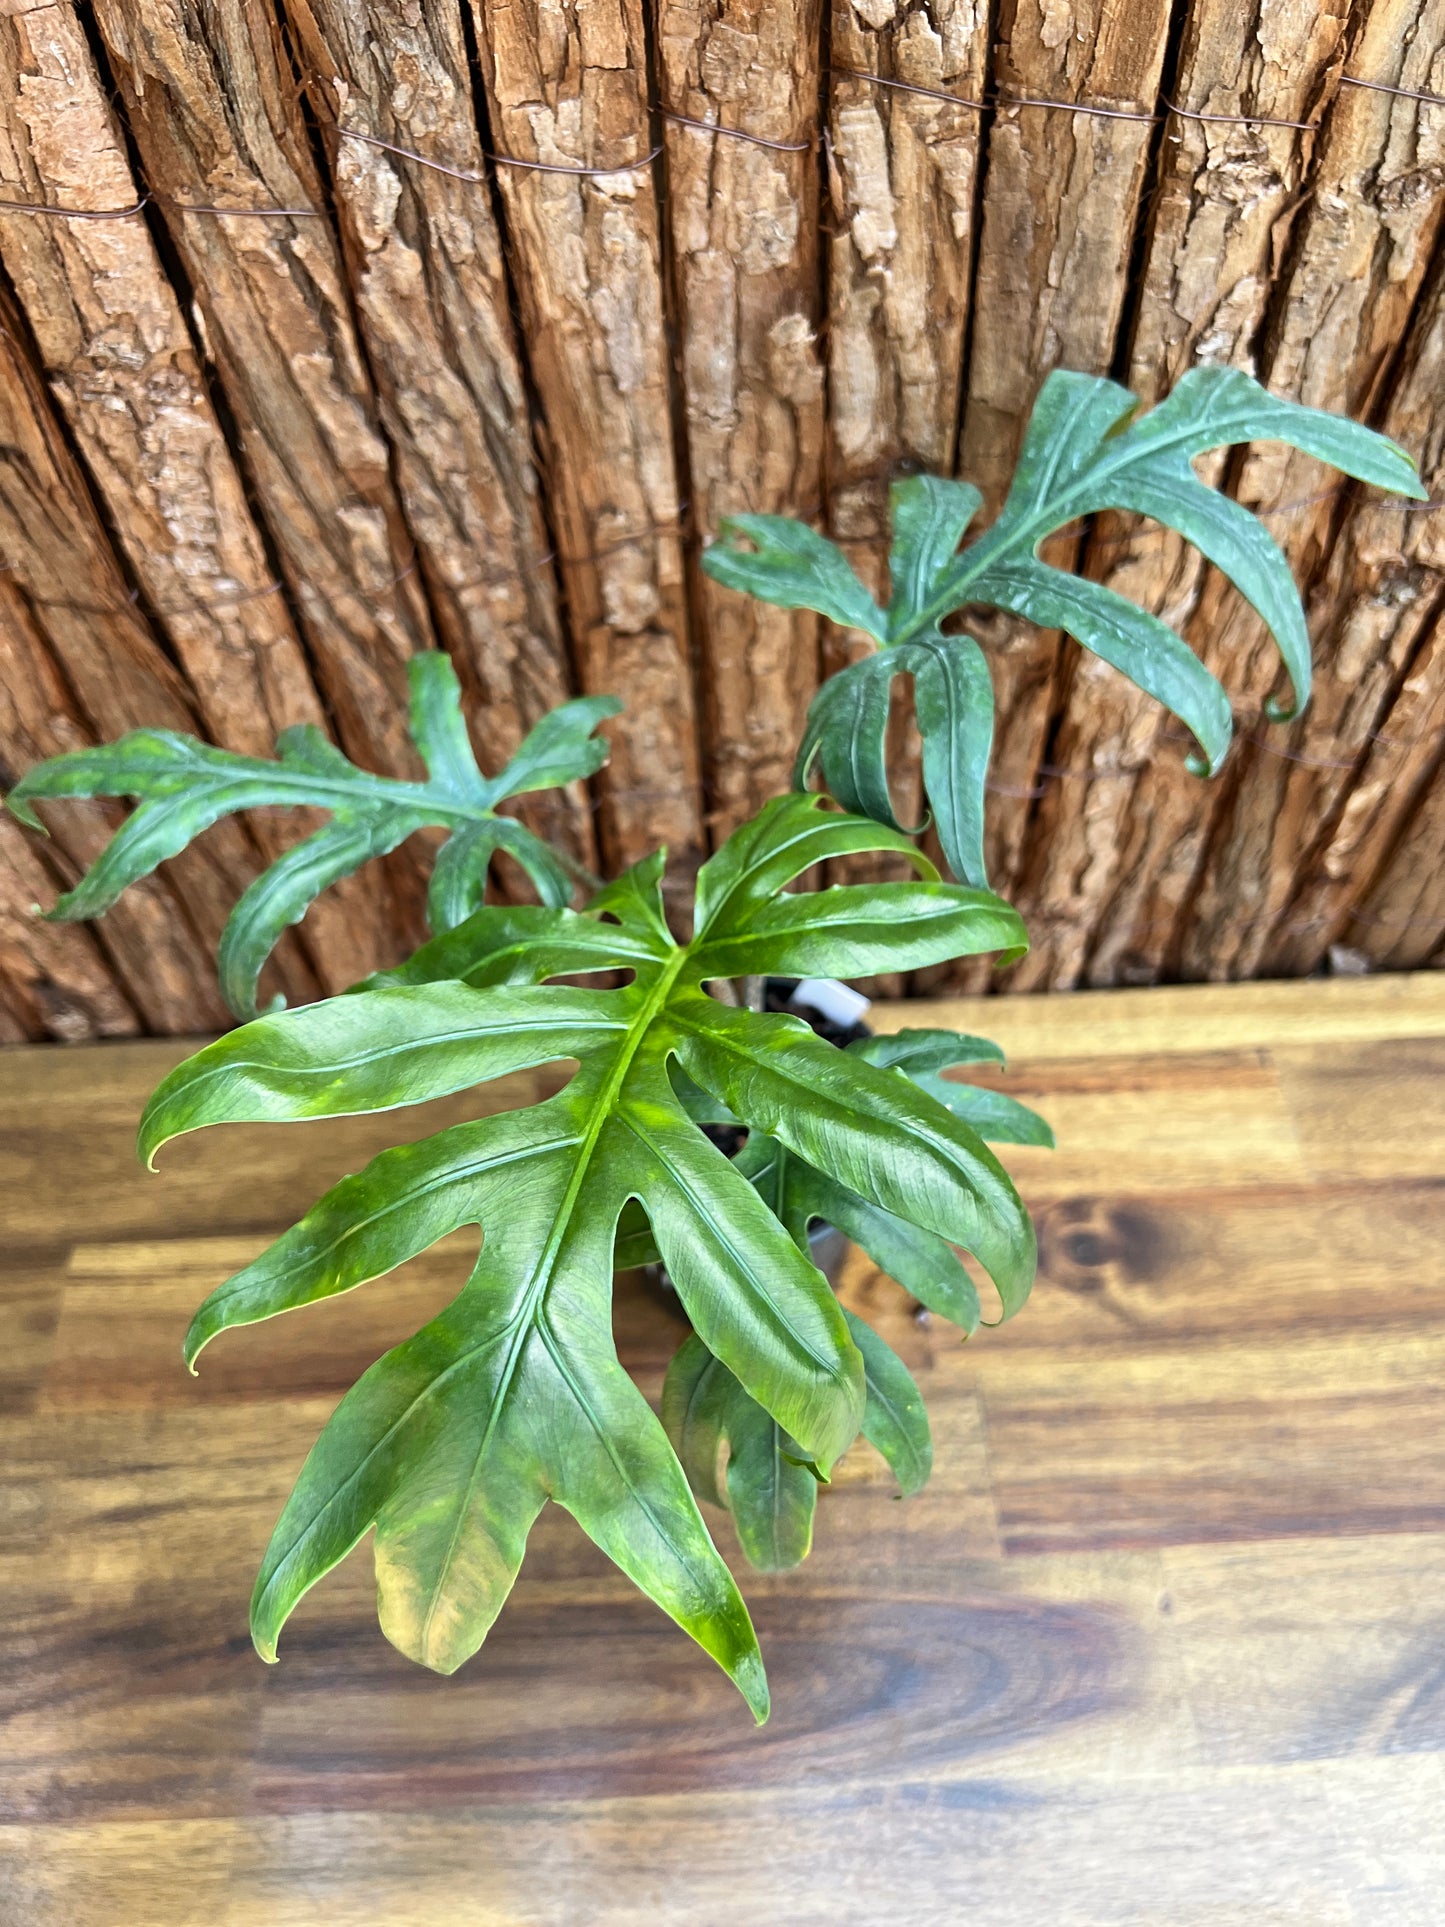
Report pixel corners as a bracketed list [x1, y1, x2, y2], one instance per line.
[0, 192, 151, 221]
[1339, 73, 1445, 110]
[167, 199, 323, 219]
[660, 109, 814, 154]
[996, 718, 1445, 793]
[827, 64, 1414, 136]
[489, 144, 662, 178]
[997, 89, 1161, 125]
[826, 67, 987, 114]
[0, 187, 325, 220]
[1163, 96, 1318, 132]
[1246, 733, 1357, 771]
[107, 577, 291, 617]
[1343, 905, 1445, 929]
[6, 60, 1444, 963]
[8, 69, 1436, 231]
[323, 121, 661, 182]
[321, 124, 486, 183]
[1366, 725, 1445, 750]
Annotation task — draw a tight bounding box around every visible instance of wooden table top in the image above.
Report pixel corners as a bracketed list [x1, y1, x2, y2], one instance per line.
[3, 975, 1444, 1925]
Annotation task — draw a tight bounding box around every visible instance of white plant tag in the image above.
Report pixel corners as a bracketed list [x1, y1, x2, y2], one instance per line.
[788, 978, 872, 1028]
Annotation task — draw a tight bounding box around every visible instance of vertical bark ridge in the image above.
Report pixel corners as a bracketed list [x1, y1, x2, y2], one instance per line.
[824, 0, 991, 966]
[466, 0, 704, 879]
[282, 0, 595, 867]
[0, 288, 304, 1029]
[1342, 698, 1445, 968]
[657, 0, 826, 837]
[83, 0, 437, 742]
[0, 1, 404, 994]
[950, 0, 1177, 916]
[1260, 255, 1445, 973]
[0, 810, 139, 1043]
[826, 0, 989, 558]
[1007, 0, 1352, 992]
[1169, 0, 1445, 981]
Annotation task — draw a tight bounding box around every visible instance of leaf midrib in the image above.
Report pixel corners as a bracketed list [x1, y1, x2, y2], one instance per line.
[617, 1106, 849, 1393]
[149, 1005, 629, 1144]
[416, 950, 691, 1647]
[74, 752, 510, 827]
[199, 1129, 578, 1324]
[889, 401, 1283, 648]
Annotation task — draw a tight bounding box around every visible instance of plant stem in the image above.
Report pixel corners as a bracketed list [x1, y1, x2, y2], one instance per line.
[551, 840, 605, 896]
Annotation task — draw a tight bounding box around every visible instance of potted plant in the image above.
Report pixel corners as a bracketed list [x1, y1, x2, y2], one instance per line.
[7, 369, 1422, 1721]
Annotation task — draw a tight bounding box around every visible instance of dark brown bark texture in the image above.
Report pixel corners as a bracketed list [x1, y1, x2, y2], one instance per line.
[1, 0, 1444, 1036]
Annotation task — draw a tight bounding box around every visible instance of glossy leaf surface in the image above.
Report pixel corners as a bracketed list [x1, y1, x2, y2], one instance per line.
[146, 795, 1036, 1712]
[662, 1019, 1045, 1565]
[704, 367, 1426, 884]
[6, 654, 616, 1016]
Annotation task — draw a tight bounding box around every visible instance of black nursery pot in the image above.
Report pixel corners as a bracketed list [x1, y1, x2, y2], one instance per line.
[640, 978, 867, 1308]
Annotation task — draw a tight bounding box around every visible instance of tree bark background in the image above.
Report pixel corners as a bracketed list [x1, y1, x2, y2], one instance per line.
[2, 0, 1445, 1037]
[659, 0, 825, 838]
[469, 0, 703, 883]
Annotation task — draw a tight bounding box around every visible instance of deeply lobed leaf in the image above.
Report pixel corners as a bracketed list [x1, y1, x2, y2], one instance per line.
[703, 367, 1426, 885]
[148, 795, 1037, 1713]
[5, 654, 618, 1017]
[663, 1022, 1047, 1564]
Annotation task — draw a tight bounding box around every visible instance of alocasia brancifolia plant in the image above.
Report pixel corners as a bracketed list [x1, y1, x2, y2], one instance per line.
[7, 369, 1424, 1719]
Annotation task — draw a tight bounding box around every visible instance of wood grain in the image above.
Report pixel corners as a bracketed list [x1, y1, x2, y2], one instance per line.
[660, 0, 826, 835]
[282, 0, 590, 864]
[468, 0, 704, 879]
[3, 976, 1443, 1921]
[952, 0, 1174, 903]
[1009, 0, 1353, 991]
[1153, 0, 1445, 986]
[0, 285, 301, 1032]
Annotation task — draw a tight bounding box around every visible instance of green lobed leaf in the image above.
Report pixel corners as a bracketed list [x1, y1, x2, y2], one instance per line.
[662, 1313, 928, 1567]
[367, 902, 668, 992]
[886, 474, 982, 634]
[843, 1309, 932, 1496]
[976, 560, 1234, 776]
[219, 818, 418, 1018]
[907, 631, 995, 886]
[613, 1196, 661, 1270]
[768, 366, 1425, 883]
[490, 694, 621, 796]
[587, 849, 675, 948]
[138, 981, 627, 1167]
[672, 997, 1036, 1320]
[910, 1070, 1055, 1148]
[426, 818, 576, 934]
[692, 792, 935, 936]
[735, 1134, 982, 1335]
[662, 1334, 817, 1571]
[5, 655, 616, 1018]
[146, 795, 1033, 1711]
[849, 1028, 1006, 1073]
[794, 651, 909, 831]
[702, 515, 888, 642]
[727, 1022, 1050, 1337]
[689, 880, 1027, 981]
